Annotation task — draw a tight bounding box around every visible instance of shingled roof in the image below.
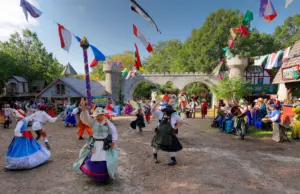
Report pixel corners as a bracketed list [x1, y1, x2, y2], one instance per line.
[273, 40, 300, 84]
[61, 63, 78, 77]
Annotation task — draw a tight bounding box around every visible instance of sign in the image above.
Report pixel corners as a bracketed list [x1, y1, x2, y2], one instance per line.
[249, 84, 278, 94]
[92, 96, 107, 106]
[282, 64, 300, 81]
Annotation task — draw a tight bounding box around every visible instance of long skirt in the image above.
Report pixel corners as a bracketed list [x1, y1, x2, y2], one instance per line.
[65, 114, 76, 126]
[6, 131, 50, 169]
[151, 133, 183, 152]
[80, 155, 109, 182]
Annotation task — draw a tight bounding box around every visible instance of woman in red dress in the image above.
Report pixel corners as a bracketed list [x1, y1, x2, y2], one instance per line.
[201, 99, 208, 119]
[47, 105, 55, 118]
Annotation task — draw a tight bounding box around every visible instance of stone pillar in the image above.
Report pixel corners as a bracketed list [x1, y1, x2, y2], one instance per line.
[103, 63, 122, 101]
[227, 55, 248, 79]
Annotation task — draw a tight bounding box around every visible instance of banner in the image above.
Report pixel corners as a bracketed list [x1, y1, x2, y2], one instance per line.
[92, 96, 107, 106]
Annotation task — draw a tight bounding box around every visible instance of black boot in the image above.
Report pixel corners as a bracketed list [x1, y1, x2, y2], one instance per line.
[168, 157, 177, 166]
[79, 136, 84, 140]
[153, 153, 158, 163]
[240, 135, 245, 140]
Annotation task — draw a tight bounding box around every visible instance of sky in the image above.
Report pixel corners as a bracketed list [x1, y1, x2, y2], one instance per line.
[0, 0, 299, 74]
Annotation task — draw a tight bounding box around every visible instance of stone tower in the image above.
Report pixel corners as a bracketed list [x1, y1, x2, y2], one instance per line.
[103, 63, 122, 101]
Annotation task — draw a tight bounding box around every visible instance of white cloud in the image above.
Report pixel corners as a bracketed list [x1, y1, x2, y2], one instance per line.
[0, 0, 40, 41]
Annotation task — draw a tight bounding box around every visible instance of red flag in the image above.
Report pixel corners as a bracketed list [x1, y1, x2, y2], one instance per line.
[57, 23, 72, 52]
[237, 26, 249, 37]
[134, 43, 142, 69]
[133, 24, 153, 53]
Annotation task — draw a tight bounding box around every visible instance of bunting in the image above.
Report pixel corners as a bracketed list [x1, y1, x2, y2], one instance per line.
[243, 10, 254, 24]
[260, 0, 277, 22]
[130, 0, 161, 33]
[133, 24, 153, 53]
[20, 0, 42, 21]
[237, 26, 249, 37]
[228, 40, 234, 49]
[253, 55, 269, 66]
[282, 47, 291, 62]
[229, 28, 237, 40]
[134, 43, 142, 69]
[57, 24, 72, 52]
[222, 47, 234, 60]
[265, 50, 283, 69]
[285, 0, 293, 8]
[89, 44, 106, 68]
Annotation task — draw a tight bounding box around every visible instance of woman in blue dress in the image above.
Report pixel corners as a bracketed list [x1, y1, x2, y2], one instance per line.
[73, 99, 118, 182]
[6, 109, 51, 170]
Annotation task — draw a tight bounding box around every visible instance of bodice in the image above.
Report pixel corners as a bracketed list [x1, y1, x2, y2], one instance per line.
[92, 121, 110, 139]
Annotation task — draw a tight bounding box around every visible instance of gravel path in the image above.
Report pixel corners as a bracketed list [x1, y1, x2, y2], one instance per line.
[1, 116, 300, 194]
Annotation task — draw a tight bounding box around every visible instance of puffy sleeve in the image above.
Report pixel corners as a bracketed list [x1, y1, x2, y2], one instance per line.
[107, 120, 118, 141]
[26, 112, 36, 121]
[14, 120, 24, 137]
[80, 110, 93, 127]
[173, 114, 183, 123]
[43, 112, 57, 123]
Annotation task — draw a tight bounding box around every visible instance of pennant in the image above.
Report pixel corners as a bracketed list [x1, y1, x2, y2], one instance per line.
[57, 24, 72, 52]
[243, 10, 254, 24]
[285, 0, 293, 8]
[222, 47, 234, 60]
[265, 50, 283, 69]
[126, 70, 132, 79]
[134, 43, 142, 69]
[218, 58, 226, 64]
[237, 26, 249, 37]
[89, 44, 106, 68]
[20, 0, 42, 21]
[74, 35, 81, 43]
[212, 63, 223, 77]
[219, 74, 223, 80]
[133, 24, 153, 53]
[130, 0, 161, 33]
[283, 47, 291, 62]
[228, 40, 234, 49]
[253, 55, 269, 66]
[230, 28, 237, 40]
[260, 0, 277, 22]
[122, 68, 129, 77]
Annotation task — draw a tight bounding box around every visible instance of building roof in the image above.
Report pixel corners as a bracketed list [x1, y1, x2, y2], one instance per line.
[37, 77, 106, 97]
[61, 63, 78, 77]
[31, 80, 46, 88]
[11, 76, 27, 83]
[273, 40, 300, 84]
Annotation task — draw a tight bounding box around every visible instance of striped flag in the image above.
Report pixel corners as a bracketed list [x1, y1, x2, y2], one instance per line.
[20, 0, 42, 21]
[134, 43, 142, 69]
[283, 47, 291, 62]
[133, 24, 153, 53]
[58, 24, 73, 52]
[130, 0, 161, 34]
[260, 0, 277, 22]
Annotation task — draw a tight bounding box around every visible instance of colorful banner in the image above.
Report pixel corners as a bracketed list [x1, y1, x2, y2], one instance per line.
[92, 96, 107, 106]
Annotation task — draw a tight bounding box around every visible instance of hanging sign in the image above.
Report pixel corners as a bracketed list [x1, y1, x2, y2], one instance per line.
[282, 64, 300, 81]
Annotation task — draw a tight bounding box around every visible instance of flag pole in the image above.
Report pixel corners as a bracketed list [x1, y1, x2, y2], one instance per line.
[80, 37, 92, 108]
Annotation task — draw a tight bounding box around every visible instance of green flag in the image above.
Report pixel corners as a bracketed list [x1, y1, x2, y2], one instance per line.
[243, 10, 253, 24]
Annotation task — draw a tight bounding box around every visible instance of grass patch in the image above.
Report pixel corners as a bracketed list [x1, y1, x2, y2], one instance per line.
[247, 127, 292, 139]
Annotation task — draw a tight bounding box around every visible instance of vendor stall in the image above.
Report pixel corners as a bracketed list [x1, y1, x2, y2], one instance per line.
[273, 40, 300, 126]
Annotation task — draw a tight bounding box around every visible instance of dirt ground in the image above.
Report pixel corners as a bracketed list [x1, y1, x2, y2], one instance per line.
[1, 116, 300, 194]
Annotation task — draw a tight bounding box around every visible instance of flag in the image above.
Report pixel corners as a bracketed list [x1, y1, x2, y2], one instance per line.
[243, 10, 254, 24]
[253, 55, 269, 66]
[57, 24, 72, 52]
[260, 0, 277, 22]
[230, 28, 238, 40]
[228, 40, 234, 49]
[222, 47, 234, 60]
[265, 50, 283, 69]
[130, 0, 161, 33]
[237, 26, 249, 37]
[89, 44, 106, 68]
[283, 47, 291, 62]
[285, 0, 293, 8]
[20, 0, 42, 21]
[74, 35, 81, 42]
[212, 63, 223, 77]
[134, 43, 142, 69]
[122, 68, 129, 77]
[133, 24, 153, 53]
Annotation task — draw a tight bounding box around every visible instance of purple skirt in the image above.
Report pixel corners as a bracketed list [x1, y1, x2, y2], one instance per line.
[80, 155, 109, 182]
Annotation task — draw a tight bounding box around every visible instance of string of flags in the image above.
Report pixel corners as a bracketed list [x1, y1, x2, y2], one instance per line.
[20, 0, 42, 22]
[260, 0, 277, 22]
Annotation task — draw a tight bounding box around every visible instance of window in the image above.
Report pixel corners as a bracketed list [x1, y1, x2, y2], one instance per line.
[258, 78, 263, 85]
[56, 84, 66, 95]
[23, 83, 26, 92]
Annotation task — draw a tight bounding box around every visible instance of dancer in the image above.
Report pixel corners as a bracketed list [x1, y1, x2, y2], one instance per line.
[124, 101, 133, 114]
[27, 105, 57, 150]
[47, 105, 55, 117]
[78, 103, 93, 140]
[151, 102, 184, 165]
[143, 101, 151, 124]
[201, 99, 208, 119]
[73, 99, 118, 182]
[232, 100, 248, 140]
[65, 105, 78, 127]
[136, 108, 145, 134]
[6, 109, 50, 170]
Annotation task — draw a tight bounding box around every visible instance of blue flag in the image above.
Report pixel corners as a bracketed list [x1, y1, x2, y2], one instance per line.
[20, 0, 42, 21]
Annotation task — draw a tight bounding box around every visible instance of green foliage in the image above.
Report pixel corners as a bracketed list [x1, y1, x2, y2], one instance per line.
[0, 29, 62, 85]
[133, 82, 157, 99]
[158, 81, 180, 95]
[273, 14, 300, 48]
[90, 51, 135, 81]
[211, 77, 251, 101]
[183, 82, 208, 96]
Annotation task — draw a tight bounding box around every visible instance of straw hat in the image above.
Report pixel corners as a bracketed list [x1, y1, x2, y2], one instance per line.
[91, 107, 108, 117]
[14, 109, 27, 119]
[258, 98, 264, 102]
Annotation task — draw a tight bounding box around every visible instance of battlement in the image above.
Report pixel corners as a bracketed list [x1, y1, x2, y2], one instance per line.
[139, 72, 209, 76]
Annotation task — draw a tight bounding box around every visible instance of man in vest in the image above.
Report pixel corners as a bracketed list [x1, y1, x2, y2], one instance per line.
[262, 104, 280, 130]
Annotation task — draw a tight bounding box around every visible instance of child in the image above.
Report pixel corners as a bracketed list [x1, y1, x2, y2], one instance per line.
[136, 108, 145, 134]
[144, 101, 151, 124]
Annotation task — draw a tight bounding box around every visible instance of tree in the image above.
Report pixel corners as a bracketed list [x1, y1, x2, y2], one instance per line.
[211, 77, 251, 101]
[133, 82, 157, 99]
[158, 81, 179, 95]
[183, 82, 208, 96]
[90, 51, 135, 81]
[0, 29, 62, 84]
[273, 14, 300, 48]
